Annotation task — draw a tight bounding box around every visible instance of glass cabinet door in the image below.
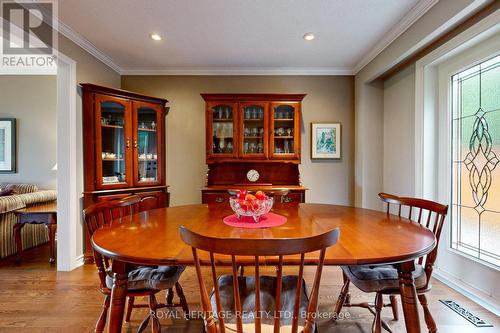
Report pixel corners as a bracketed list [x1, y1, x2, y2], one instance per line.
[133, 101, 163, 186]
[239, 102, 268, 158]
[95, 94, 132, 189]
[208, 102, 238, 158]
[270, 102, 300, 159]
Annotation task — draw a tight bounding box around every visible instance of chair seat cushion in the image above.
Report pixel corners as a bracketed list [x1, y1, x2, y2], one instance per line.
[210, 275, 311, 333]
[342, 264, 427, 293]
[106, 265, 185, 291]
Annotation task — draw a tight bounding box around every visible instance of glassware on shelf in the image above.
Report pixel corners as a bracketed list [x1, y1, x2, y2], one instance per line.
[251, 108, 257, 119]
[244, 127, 250, 137]
[257, 142, 263, 153]
[251, 127, 258, 137]
[245, 108, 251, 119]
[284, 140, 290, 154]
[151, 121, 156, 130]
[219, 140, 225, 152]
[259, 127, 264, 136]
[227, 141, 233, 152]
[225, 107, 230, 119]
[286, 128, 292, 136]
[249, 142, 256, 153]
[217, 107, 223, 119]
[244, 142, 249, 153]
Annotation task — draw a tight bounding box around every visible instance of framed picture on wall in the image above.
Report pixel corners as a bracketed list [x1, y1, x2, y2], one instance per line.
[0, 118, 16, 173]
[311, 122, 341, 159]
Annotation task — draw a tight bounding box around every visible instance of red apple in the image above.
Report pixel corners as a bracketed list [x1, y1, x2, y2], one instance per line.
[236, 190, 248, 200]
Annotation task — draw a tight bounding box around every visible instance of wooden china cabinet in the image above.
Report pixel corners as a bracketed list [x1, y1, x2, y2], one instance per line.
[201, 94, 307, 204]
[81, 84, 170, 263]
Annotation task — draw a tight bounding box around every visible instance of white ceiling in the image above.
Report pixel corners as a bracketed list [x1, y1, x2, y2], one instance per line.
[57, 0, 436, 75]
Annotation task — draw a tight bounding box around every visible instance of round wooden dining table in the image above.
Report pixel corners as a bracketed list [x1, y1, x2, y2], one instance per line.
[92, 203, 436, 333]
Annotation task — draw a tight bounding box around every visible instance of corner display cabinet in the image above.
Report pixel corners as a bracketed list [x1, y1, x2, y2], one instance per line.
[201, 94, 308, 204]
[81, 83, 169, 263]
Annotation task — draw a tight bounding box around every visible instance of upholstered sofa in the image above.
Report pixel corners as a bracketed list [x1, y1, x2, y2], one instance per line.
[0, 184, 57, 259]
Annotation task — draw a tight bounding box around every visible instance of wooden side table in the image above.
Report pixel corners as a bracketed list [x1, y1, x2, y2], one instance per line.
[14, 201, 57, 263]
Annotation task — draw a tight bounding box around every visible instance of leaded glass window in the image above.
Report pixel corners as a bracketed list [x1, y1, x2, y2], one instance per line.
[451, 54, 500, 268]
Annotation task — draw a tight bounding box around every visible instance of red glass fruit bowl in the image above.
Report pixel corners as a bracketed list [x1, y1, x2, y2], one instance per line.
[229, 196, 274, 222]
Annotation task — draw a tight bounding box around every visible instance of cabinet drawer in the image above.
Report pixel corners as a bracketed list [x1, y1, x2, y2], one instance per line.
[281, 192, 303, 203]
[96, 193, 133, 202]
[203, 192, 230, 204]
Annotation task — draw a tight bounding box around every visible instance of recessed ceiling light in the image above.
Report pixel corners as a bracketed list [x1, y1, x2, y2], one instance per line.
[303, 32, 315, 41]
[150, 33, 162, 41]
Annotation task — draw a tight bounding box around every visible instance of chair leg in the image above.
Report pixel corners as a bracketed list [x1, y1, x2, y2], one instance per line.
[95, 295, 110, 333]
[333, 274, 350, 319]
[166, 288, 174, 305]
[175, 282, 190, 319]
[418, 294, 437, 333]
[389, 295, 398, 321]
[372, 293, 383, 333]
[150, 294, 161, 333]
[125, 296, 134, 322]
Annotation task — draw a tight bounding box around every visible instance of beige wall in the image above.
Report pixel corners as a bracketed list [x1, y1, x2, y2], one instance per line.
[122, 76, 354, 206]
[383, 64, 415, 196]
[0, 76, 57, 189]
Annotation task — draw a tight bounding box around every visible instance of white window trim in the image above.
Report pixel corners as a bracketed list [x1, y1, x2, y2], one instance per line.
[414, 12, 500, 316]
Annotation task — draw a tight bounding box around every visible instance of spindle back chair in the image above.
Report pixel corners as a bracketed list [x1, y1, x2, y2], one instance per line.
[83, 195, 189, 333]
[334, 193, 448, 333]
[379, 192, 448, 289]
[179, 226, 340, 333]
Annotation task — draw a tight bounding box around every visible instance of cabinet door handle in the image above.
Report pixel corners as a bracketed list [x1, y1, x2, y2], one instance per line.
[126, 138, 130, 149]
[282, 196, 293, 203]
[134, 139, 138, 149]
[215, 196, 224, 203]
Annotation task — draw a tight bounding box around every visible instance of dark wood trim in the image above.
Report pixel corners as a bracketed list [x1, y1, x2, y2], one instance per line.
[201, 93, 307, 102]
[379, 0, 500, 81]
[81, 83, 168, 106]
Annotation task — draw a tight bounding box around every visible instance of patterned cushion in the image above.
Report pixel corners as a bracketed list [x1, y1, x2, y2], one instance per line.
[0, 183, 39, 195]
[342, 264, 427, 293]
[106, 265, 185, 291]
[211, 275, 310, 333]
[16, 190, 57, 206]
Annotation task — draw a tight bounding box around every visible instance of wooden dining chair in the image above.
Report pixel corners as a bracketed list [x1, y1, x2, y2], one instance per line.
[83, 196, 189, 333]
[179, 226, 340, 333]
[333, 193, 448, 333]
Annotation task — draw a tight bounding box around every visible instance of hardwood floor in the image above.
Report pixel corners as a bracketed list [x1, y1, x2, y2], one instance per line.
[0, 244, 498, 332]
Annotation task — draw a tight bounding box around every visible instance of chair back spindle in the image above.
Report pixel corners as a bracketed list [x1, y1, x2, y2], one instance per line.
[180, 227, 340, 333]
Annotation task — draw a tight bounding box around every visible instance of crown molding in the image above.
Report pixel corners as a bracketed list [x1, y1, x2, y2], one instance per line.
[120, 67, 355, 76]
[52, 0, 439, 77]
[353, 0, 438, 74]
[57, 20, 122, 74]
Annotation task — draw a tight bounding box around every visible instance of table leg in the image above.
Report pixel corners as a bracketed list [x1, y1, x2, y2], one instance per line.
[397, 261, 421, 333]
[47, 223, 57, 263]
[108, 260, 128, 333]
[13, 223, 25, 262]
